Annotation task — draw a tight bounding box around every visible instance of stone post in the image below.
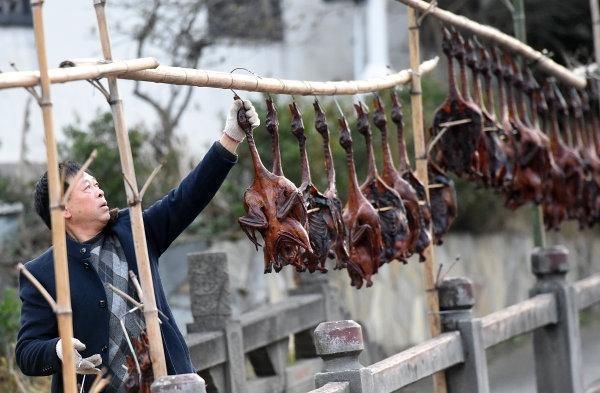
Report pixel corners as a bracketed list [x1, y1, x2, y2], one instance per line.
[313, 320, 370, 393]
[438, 277, 490, 393]
[151, 374, 206, 393]
[186, 252, 247, 393]
[530, 246, 583, 393]
[290, 272, 348, 362]
[290, 273, 347, 323]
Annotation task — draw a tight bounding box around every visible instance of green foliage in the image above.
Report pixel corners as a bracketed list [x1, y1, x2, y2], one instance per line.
[58, 111, 161, 209]
[0, 177, 23, 204]
[0, 288, 20, 357]
[450, 178, 512, 232]
[428, 0, 593, 66]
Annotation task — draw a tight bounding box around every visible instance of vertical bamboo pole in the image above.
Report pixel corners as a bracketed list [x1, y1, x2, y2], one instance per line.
[29, 1, 77, 391]
[407, 7, 447, 393]
[591, 0, 600, 69]
[510, 0, 546, 247]
[592, 0, 600, 116]
[92, 0, 167, 378]
[512, 0, 526, 44]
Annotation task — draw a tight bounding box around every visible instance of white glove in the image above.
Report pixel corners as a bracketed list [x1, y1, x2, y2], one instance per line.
[223, 99, 260, 142]
[56, 338, 102, 375]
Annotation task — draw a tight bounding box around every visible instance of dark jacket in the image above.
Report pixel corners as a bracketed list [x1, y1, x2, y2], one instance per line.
[16, 142, 237, 392]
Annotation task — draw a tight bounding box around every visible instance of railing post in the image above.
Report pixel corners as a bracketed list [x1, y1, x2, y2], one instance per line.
[151, 374, 207, 393]
[290, 273, 348, 363]
[530, 246, 583, 393]
[438, 277, 490, 393]
[313, 320, 371, 393]
[187, 252, 247, 393]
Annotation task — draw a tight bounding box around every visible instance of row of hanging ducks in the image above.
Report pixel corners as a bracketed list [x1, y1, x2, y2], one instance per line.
[237, 93, 457, 289]
[431, 27, 600, 231]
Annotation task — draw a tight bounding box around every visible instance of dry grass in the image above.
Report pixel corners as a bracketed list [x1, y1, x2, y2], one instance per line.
[0, 352, 52, 393]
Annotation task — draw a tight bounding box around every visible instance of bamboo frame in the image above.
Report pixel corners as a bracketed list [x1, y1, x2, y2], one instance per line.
[394, 0, 586, 89]
[118, 57, 439, 95]
[11, 2, 441, 386]
[407, 8, 447, 393]
[0, 57, 158, 90]
[29, 0, 77, 391]
[92, 0, 168, 378]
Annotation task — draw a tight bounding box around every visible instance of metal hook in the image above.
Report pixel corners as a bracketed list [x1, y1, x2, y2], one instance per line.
[416, 0, 438, 27]
[229, 67, 271, 100]
[436, 256, 461, 288]
[332, 96, 345, 118]
[119, 309, 142, 388]
[7, 62, 41, 102]
[58, 60, 111, 101]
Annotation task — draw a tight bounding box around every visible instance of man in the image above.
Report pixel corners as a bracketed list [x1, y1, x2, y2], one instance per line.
[16, 99, 259, 392]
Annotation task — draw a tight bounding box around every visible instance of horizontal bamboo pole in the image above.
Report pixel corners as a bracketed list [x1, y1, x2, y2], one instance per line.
[0, 57, 159, 90]
[119, 57, 439, 95]
[394, 0, 586, 89]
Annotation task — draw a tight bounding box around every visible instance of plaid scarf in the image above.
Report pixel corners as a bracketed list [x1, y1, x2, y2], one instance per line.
[89, 233, 144, 392]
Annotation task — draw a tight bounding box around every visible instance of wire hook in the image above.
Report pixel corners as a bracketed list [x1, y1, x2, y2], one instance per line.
[332, 96, 345, 118]
[229, 67, 271, 100]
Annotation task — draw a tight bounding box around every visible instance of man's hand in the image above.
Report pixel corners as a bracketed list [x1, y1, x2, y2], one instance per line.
[223, 99, 260, 143]
[56, 338, 102, 375]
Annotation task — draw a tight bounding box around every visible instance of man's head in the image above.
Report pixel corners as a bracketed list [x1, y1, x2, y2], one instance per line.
[34, 162, 110, 233]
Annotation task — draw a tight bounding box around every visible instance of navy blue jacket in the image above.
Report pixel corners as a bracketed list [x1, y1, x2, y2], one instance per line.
[16, 142, 237, 392]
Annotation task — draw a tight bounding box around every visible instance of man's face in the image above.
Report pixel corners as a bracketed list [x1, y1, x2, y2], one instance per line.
[64, 172, 110, 229]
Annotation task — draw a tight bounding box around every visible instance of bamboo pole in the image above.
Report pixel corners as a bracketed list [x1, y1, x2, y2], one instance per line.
[0, 57, 437, 95]
[92, 0, 167, 378]
[394, 0, 586, 89]
[592, 0, 600, 70]
[592, 0, 600, 116]
[17, 263, 58, 312]
[407, 7, 447, 393]
[0, 57, 159, 90]
[119, 57, 439, 95]
[507, 0, 546, 248]
[29, 1, 77, 391]
[512, 0, 526, 44]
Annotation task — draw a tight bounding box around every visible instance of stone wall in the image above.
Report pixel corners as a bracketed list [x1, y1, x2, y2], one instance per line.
[197, 230, 600, 361]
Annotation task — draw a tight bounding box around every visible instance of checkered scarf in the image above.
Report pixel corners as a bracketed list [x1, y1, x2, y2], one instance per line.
[89, 233, 144, 392]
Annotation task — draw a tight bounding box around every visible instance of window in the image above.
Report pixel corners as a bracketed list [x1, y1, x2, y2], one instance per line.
[0, 0, 33, 27]
[208, 0, 283, 42]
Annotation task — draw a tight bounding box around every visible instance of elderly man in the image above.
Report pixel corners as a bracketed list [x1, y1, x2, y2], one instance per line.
[16, 99, 259, 392]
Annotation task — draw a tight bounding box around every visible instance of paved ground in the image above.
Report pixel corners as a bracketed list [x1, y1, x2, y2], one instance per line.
[399, 311, 600, 392]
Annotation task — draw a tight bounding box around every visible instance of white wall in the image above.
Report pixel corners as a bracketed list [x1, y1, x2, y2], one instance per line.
[0, 0, 410, 167]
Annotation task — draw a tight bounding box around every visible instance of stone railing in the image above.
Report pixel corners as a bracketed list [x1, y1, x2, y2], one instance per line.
[308, 246, 600, 393]
[184, 252, 347, 393]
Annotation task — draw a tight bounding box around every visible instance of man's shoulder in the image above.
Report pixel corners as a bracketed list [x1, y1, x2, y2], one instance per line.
[109, 208, 131, 227]
[23, 247, 54, 279]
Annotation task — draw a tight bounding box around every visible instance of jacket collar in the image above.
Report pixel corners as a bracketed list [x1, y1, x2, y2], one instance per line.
[65, 228, 107, 259]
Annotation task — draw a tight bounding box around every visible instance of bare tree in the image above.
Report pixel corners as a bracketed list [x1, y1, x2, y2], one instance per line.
[117, 0, 284, 185]
[118, 0, 213, 183]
